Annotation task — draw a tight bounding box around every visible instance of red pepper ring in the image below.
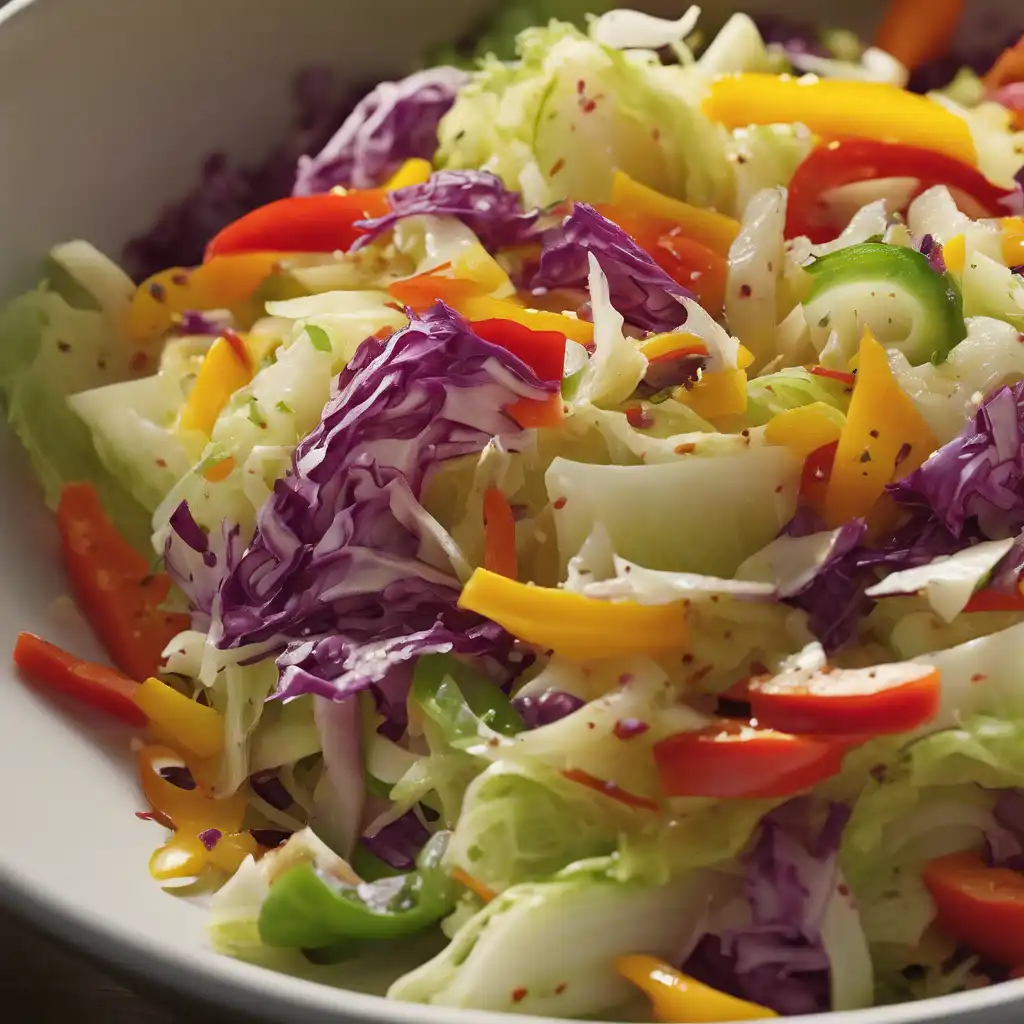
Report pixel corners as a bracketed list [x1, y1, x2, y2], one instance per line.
[785, 139, 1017, 244]
[204, 189, 390, 261]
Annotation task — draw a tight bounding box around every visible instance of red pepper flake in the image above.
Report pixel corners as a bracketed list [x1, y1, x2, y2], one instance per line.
[562, 769, 659, 811]
[613, 718, 650, 740]
[576, 79, 586, 95]
[512, 988, 529, 1004]
[56, 339, 72, 353]
[625, 405, 653, 429]
[809, 365, 857, 387]
[618, 672, 635, 686]
[675, 443, 696, 455]
[652, 127, 661, 142]
[838, 883, 851, 896]
[129, 351, 151, 373]
[971, 673, 988, 684]
[148, 282, 167, 303]
[135, 811, 157, 821]
[580, 98, 597, 114]
[739, 284, 752, 298]
[549, 158, 566, 177]
[155, 458, 167, 468]
[170, 272, 190, 287]
[553, 496, 568, 510]
[894, 442, 913, 469]
[222, 328, 253, 374]
[555, 982, 568, 995]
[687, 665, 714, 687]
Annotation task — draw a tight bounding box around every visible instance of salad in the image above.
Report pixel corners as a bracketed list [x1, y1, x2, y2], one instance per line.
[5, 1, 1024, 1019]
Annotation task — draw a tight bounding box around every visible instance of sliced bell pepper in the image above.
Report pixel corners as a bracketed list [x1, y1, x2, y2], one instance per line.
[177, 332, 253, 437]
[652, 723, 852, 799]
[946, 219, 1024, 277]
[459, 296, 594, 345]
[204, 190, 390, 261]
[614, 955, 778, 1022]
[597, 204, 729, 314]
[809, 366, 857, 387]
[703, 75, 977, 166]
[823, 329, 939, 527]
[800, 440, 838, 513]
[258, 832, 455, 948]
[388, 262, 490, 311]
[125, 253, 282, 346]
[471, 319, 566, 383]
[923, 849, 1024, 966]
[482, 487, 519, 580]
[805, 243, 966, 366]
[505, 392, 565, 430]
[786, 140, 1015, 244]
[13, 632, 146, 727]
[384, 158, 433, 191]
[57, 483, 189, 681]
[608, 172, 741, 256]
[133, 676, 225, 760]
[457, 568, 690, 660]
[745, 661, 941, 735]
[963, 585, 1024, 613]
[640, 333, 709, 361]
[874, 0, 965, 71]
[672, 368, 748, 423]
[764, 402, 845, 460]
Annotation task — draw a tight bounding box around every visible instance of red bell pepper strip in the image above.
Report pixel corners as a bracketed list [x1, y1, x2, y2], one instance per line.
[799, 440, 838, 512]
[875, 0, 965, 71]
[482, 488, 518, 581]
[809, 366, 857, 387]
[963, 587, 1024, 613]
[57, 483, 189, 681]
[745, 662, 941, 735]
[785, 140, 1016, 244]
[388, 263, 486, 312]
[923, 849, 1024, 966]
[471, 318, 567, 383]
[13, 632, 147, 727]
[204, 190, 390, 260]
[653, 724, 852, 799]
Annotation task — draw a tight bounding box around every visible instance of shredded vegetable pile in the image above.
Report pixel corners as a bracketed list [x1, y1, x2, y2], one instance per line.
[6, 2, 1024, 1020]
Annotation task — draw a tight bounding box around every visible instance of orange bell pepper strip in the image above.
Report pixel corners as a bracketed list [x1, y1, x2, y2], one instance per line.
[703, 75, 977, 167]
[177, 332, 254, 437]
[13, 632, 147, 727]
[482, 488, 518, 580]
[983, 34, 1024, 91]
[875, 0, 965, 71]
[608, 172, 740, 256]
[57, 483, 189, 681]
[823, 330, 938, 527]
[125, 253, 283, 346]
[505, 393, 565, 430]
[389, 262, 490, 311]
[204, 190, 390, 261]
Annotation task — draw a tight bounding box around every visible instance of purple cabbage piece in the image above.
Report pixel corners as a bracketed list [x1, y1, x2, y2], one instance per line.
[164, 503, 244, 632]
[125, 69, 362, 280]
[352, 170, 539, 253]
[249, 769, 294, 811]
[1000, 166, 1024, 219]
[753, 16, 828, 60]
[251, 828, 291, 849]
[889, 382, 1024, 540]
[213, 304, 552, 704]
[512, 690, 585, 729]
[293, 67, 467, 195]
[172, 310, 235, 337]
[909, 23, 1024, 94]
[198, 828, 222, 851]
[361, 810, 431, 871]
[685, 800, 850, 1016]
[984, 789, 1024, 870]
[531, 203, 693, 334]
[918, 234, 948, 276]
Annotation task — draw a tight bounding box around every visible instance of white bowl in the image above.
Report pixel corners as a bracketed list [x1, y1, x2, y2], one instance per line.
[1, 0, 1023, 1022]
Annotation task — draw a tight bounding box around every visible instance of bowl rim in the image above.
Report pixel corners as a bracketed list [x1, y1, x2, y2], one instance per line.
[1, 0, 1024, 1021]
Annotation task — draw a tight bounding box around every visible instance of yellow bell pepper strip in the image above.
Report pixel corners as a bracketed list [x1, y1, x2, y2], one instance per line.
[133, 677, 225, 760]
[823, 329, 939, 527]
[943, 220, 1024, 278]
[764, 402, 845, 460]
[459, 296, 594, 345]
[384, 158, 434, 191]
[125, 252, 283, 346]
[609, 171, 740, 257]
[641, 332, 708, 361]
[457, 569, 689, 660]
[139, 744, 249, 881]
[614, 955, 778, 1022]
[178, 332, 253, 437]
[703, 75, 977, 167]
[673, 368, 748, 423]
[875, 0, 964, 71]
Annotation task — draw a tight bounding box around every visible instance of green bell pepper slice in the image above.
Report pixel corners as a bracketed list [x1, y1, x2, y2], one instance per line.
[258, 831, 455, 949]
